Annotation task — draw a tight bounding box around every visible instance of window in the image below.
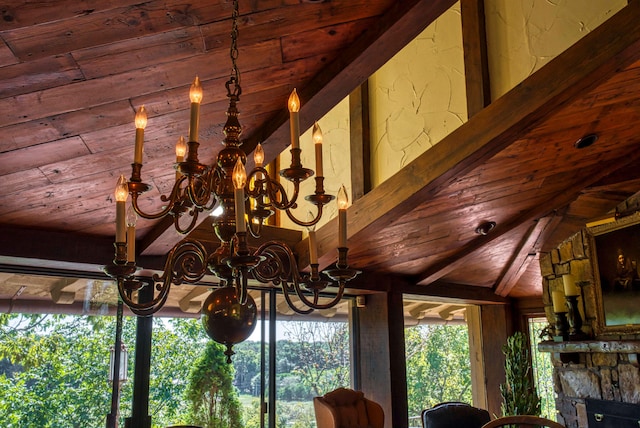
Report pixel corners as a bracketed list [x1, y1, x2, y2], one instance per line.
[403, 298, 472, 427]
[528, 317, 555, 419]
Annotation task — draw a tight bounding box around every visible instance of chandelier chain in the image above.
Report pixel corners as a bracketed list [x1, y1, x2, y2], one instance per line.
[228, 0, 241, 97]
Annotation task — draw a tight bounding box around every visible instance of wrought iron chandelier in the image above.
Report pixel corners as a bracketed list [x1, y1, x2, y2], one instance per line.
[104, 0, 359, 359]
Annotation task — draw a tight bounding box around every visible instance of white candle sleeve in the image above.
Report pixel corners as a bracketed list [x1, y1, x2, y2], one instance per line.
[551, 290, 566, 312]
[116, 201, 126, 243]
[562, 274, 580, 296]
[234, 188, 246, 233]
[338, 209, 347, 248]
[189, 102, 200, 142]
[126, 226, 136, 263]
[309, 230, 318, 264]
[315, 142, 323, 177]
[134, 128, 144, 164]
[290, 111, 300, 150]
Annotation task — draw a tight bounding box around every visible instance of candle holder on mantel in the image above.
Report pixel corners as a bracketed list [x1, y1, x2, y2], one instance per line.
[566, 295, 588, 340]
[554, 311, 570, 342]
[551, 289, 569, 341]
[562, 275, 590, 341]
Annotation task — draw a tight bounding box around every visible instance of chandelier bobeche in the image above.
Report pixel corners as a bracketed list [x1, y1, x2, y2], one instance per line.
[103, 0, 359, 361]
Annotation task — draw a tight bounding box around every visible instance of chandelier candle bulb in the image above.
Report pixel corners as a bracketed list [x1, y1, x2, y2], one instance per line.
[189, 76, 203, 142]
[552, 290, 567, 313]
[175, 136, 187, 179]
[133, 106, 147, 164]
[233, 158, 247, 233]
[562, 274, 580, 296]
[254, 143, 264, 168]
[337, 185, 348, 248]
[114, 175, 129, 243]
[288, 89, 300, 150]
[175, 136, 187, 162]
[312, 122, 323, 177]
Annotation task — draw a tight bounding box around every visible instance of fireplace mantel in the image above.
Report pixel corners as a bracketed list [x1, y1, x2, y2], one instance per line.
[538, 340, 640, 367]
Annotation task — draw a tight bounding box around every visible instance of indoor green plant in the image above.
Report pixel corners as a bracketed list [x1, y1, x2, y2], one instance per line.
[500, 331, 541, 417]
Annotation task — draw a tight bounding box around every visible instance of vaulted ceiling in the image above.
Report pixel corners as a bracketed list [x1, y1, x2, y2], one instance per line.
[1, 1, 640, 317]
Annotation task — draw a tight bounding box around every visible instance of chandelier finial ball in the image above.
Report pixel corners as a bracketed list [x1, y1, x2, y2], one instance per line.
[201, 287, 257, 346]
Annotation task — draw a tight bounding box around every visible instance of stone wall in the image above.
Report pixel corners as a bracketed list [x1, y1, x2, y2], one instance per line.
[539, 228, 640, 427]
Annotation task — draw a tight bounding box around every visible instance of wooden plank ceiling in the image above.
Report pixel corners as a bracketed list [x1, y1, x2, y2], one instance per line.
[1, 0, 640, 316]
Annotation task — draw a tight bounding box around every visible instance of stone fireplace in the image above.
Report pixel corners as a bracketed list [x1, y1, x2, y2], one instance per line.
[538, 224, 640, 427]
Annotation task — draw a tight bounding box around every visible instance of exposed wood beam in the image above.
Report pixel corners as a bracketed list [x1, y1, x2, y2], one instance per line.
[178, 287, 208, 313]
[349, 81, 372, 202]
[460, 0, 491, 117]
[310, 2, 640, 270]
[0, 225, 166, 273]
[493, 216, 557, 297]
[50, 277, 79, 304]
[416, 150, 640, 285]
[349, 271, 508, 304]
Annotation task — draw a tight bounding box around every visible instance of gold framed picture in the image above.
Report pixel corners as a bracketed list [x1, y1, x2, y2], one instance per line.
[588, 212, 640, 335]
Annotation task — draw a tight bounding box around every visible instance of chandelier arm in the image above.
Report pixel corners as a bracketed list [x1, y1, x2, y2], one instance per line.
[251, 241, 345, 312]
[280, 283, 314, 315]
[172, 206, 202, 235]
[234, 267, 249, 305]
[202, 172, 220, 212]
[252, 241, 298, 282]
[294, 280, 346, 311]
[207, 168, 225, 212]
[185, 175, 213, 209]
[116, 277, 170, 317]
[246, 214, 264, 239]
[129, 177, 184, 220]
[284, 203, 324, 228]
[248, 170, 299, 211]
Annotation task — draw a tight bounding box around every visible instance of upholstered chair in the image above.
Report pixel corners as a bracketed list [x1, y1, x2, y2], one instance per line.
[313, 387, 384, 428]
[421, 401, 490, 428]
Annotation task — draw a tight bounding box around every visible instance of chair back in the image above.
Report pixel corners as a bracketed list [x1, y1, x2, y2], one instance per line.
[482, 415, 565, 428]
[314, 387, 384, 428]
[421, 401, 490, 428]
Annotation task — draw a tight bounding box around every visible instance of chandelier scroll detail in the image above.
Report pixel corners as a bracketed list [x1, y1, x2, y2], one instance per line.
[103, 0, 360, 360]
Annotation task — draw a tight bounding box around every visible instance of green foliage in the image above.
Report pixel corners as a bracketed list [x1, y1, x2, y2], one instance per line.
[231, 341, 261, 394]
[0, 314, 114, 427]
[282, 321, 350, 397]
[184, 341, 242, 428]
[528, 319, 555, 419]
[500, 331, 541, 417]
[0, 313, 211, 428]
[1, 313, 475, 428]
[404, 324, 472, 419]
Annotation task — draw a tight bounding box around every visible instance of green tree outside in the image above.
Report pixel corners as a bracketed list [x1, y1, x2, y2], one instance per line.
[1, 312, 475, 428]
[405, 324, 472, 421]
[184, 341, 242, 428]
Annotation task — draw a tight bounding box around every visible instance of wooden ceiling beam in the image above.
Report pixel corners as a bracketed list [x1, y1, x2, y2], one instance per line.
[0, 225, 166, 274]
[493, 215, 559, 297]
[415, 150, 640, 286]
[310, 2, 640, 270]
[460, 0, 491, 117]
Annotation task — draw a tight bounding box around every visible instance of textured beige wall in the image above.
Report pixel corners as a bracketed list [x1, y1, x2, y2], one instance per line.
[369, 3, 465, 187]
[485, 0, 626, 100]
[277, 0, 625, 233]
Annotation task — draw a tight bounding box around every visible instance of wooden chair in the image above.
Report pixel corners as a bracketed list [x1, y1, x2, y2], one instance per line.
[482, 415, 565, 428]
[314, 387, 384, 428]
[421, 401, 491, 428]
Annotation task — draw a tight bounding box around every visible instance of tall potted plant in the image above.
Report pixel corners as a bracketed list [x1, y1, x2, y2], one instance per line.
[500, 331, 541, 417]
